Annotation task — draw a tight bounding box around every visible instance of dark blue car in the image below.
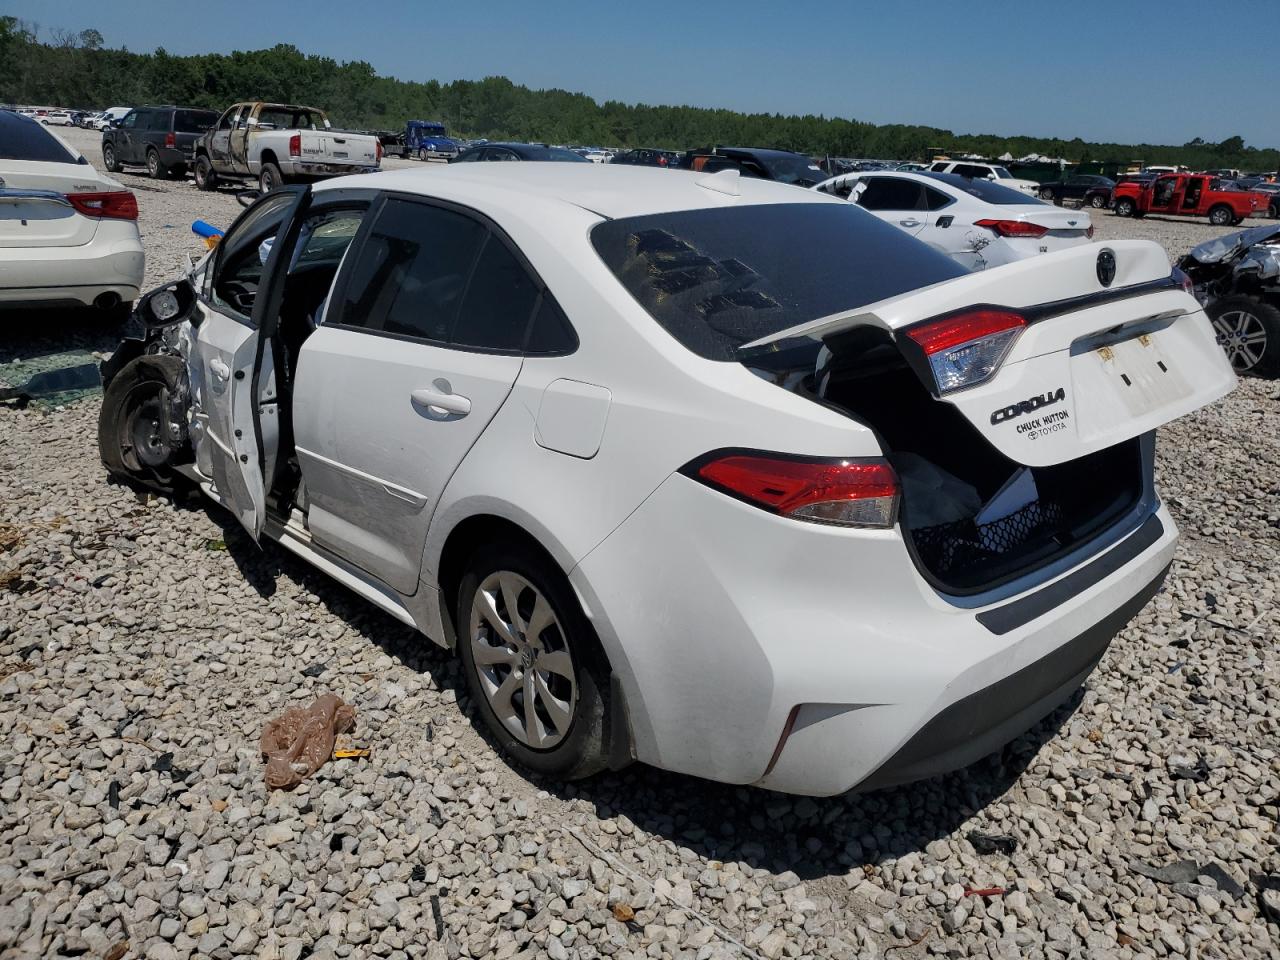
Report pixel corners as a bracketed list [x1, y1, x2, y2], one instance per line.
[406, 120, 460, 161]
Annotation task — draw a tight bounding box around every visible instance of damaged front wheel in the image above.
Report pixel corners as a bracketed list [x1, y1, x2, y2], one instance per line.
[97, 356, 189, 493]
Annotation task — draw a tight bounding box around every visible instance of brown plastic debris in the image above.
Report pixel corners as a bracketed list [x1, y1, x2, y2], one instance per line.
[260, 694, 356, 790]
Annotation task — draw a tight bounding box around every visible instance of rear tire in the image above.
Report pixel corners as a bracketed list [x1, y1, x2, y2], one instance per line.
[259, 161, 283, 193]
[1207, 296, 1280, 378]
[1208, 204, 1233, 226]
[194, 156, 218, 191]
[102, 143, 120, 173]
[456, 541, 612, 780]
[1039, 187, 1055, 202]
[146, 148, 166, 180]
[1090, 193, 1107, 209]
[97, 356, 189, 493]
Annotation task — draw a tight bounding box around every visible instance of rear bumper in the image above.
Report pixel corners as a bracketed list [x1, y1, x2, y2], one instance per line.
[0, 225, 144, 307]
[572, 473, 1179, 796]
[855, 559, 1168, 791]
[278, 161, 379, 178]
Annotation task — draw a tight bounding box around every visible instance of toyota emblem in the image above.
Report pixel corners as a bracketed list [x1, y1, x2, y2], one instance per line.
[1096, 249, 1117, 287]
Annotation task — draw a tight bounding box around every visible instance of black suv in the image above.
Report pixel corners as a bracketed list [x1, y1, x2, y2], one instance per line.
[677, 146, 827, 187]
[101, 105, 219, 179]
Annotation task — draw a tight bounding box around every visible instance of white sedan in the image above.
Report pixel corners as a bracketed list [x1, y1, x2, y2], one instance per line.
[815, 170, 1094, 271]
[97, 163, 1232, 795]
[0, 111, 144, 319]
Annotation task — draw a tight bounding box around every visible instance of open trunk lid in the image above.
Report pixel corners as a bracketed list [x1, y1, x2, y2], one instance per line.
[744, 240, 1236, 468]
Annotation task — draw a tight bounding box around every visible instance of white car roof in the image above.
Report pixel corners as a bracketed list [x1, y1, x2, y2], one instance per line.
[315, 163, 836, 221]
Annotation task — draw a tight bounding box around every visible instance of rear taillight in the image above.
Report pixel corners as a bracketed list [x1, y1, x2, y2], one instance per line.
[289, 134, 301, 157]
[903, 308, 1026, 395]
[375, 139, 383, 163]
[974, 218, 1049, 239]
[164, 132, 175, 149]
[66, 191, 138, 221]
[688, 453, 899, 528]
[1172, 265, 1194, 295]
[1085, 224, 1094, 238]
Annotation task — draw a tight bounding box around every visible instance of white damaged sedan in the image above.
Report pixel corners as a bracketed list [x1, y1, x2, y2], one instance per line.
[98, 163, 1233, 795]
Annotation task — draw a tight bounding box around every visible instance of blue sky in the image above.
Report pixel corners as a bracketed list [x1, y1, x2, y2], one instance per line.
[6, 0, 1276, 147]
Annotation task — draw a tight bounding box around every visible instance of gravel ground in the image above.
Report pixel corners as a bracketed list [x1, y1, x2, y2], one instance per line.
[1, 126, 1277, 960]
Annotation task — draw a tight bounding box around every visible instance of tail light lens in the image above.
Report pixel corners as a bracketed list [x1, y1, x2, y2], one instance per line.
[289, 133, 301, 157]
[688, 453, 899, 528]
[974, 218, 1049, 239]
[66, 191, 138, 221]
[903, 308, 1026, 394]
[1172, 265, 1194, 295]
[375, 139, 383, 163]
[1085, 224, 1094, 238]
[164, 132, 175, 149]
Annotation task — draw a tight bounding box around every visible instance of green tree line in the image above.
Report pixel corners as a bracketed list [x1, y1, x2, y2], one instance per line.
[2, 17, 1276, 172]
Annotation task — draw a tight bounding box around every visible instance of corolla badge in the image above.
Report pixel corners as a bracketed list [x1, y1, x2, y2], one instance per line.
[1096, 248, 1117, 287]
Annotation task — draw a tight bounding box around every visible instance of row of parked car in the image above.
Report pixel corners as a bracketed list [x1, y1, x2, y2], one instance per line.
[6, 99, 1279, 377]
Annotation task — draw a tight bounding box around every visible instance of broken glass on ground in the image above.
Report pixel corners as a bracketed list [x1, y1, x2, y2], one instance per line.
[0, 349, 102, 408]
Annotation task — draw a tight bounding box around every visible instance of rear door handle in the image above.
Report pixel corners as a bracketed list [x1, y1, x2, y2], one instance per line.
[411, 388, 471, 417]
[899, 218, 921, 228]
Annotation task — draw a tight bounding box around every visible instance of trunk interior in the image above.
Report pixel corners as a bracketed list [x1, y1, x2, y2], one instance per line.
[806, 330, 1147, 595]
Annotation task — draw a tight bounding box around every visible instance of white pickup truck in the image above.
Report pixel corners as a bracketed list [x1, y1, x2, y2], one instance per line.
[193, 101, 381, 193]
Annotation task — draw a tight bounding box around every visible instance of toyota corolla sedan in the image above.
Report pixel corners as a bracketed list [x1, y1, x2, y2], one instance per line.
[97, 163, 1234, 795]
[0, 110, 144, 320]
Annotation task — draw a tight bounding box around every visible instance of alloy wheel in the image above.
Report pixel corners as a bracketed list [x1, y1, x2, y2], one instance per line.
[148, 152, 159, 177]
[468, 570, 577, 749]
[1212, 309, 1268, 372]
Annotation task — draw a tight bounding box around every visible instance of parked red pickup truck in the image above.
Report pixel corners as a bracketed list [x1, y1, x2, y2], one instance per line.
[1112, 173, 1267, 225]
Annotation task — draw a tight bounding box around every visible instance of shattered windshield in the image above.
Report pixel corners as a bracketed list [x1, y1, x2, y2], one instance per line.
[1188, 225, 1280, 264]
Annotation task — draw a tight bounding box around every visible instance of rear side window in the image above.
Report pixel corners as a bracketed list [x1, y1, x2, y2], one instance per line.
[452, 236, 540, 351]
[144, 110, 166, 132]
[952, 164, 993, 179]
[337, 198, 486, 342]
[923, 187, 953, 210]
[526, 294, 577, 355]
[0, 113, 83, 164]
[176, 110, 218, 133]
[856, 177, 925, 211]
[591, 203, 966, 361]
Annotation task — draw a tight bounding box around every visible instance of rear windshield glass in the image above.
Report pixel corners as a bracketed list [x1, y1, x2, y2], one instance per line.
[922, 172, 1039, 205]
[175, 110, 218, 133]
[0, 113, 84, 164]
[591, 202, 966, 361]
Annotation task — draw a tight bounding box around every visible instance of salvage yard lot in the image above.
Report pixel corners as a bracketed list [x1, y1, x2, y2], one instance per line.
[1, 125, 1278, 960]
